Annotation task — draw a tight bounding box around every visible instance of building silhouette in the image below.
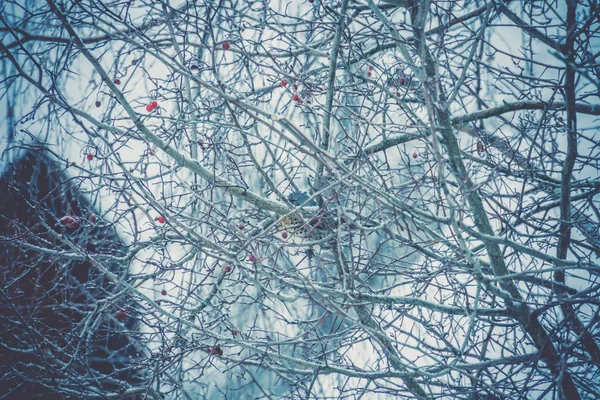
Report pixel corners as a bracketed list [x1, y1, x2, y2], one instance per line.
[0, 147, 148, 399]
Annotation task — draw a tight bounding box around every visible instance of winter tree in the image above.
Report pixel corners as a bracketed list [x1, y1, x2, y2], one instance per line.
[1, 0, 599, 398]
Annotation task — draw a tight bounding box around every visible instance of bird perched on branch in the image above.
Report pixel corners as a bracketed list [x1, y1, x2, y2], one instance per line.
[280, 191, 316, 229]
[287, 191, 317, 207]
[284, 190, 340, 242]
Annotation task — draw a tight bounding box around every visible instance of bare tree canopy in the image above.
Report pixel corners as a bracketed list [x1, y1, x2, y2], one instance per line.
[1, 0, 599, 399]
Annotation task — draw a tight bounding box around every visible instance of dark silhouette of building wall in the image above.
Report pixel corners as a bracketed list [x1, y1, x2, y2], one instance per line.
[0, 147, 146, 399]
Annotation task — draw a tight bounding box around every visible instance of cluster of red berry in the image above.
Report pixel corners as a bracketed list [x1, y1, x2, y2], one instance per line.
[59, 215, 82, 229]
[60, 213, 97, 230]
[282, 80, 304, 104]
[146, 101, 159, 112]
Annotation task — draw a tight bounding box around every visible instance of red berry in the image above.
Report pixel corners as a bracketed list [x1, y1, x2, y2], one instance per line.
[292, 84, 298, 91]
[412, 152, 418, 159]
[396, 92, 401, 97]
[71, 161, 77, 166]
[146, 104, 153, 112]
[207, 346, 223, 356]
[114, 79, 121, 85]
[477, 140, 485, 154]
[151, 101, 158, 109]
[156, 216, 166, 224]
[238, 223, 244, 230]
[281, 80, 288, 87]
[161, 289, 167, 296]
[95, 101, 101, 107]
[399, 77, 406, 85]
[282, 231, 289, 239]
[87, 154, 94, 161]
[367, 71, 372, 77]
[225, 265, 232, 273]
[293, 94, 300, 101]
[248, 255, 255, 262]
[89, 215, 96, 223]
[232, 330, 238, 336]
[61, 216, 81, 229]
[368, 65, 373, 71]
[60, 216, 73, 225]
[116, 310, 127, 321]
[222, 42, 230, 50]
[308, 0, 314, 3]
[297, 99, 303, 105]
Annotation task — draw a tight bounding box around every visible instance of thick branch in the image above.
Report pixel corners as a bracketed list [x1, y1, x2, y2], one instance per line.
[410, 1, 581, 397]
[452, 101, 600, 125]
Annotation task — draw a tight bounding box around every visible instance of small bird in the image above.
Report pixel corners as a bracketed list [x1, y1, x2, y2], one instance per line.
[285, 191, 339, 242]
[287, 191, 317, 207]
[280, 192, 315, 229]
